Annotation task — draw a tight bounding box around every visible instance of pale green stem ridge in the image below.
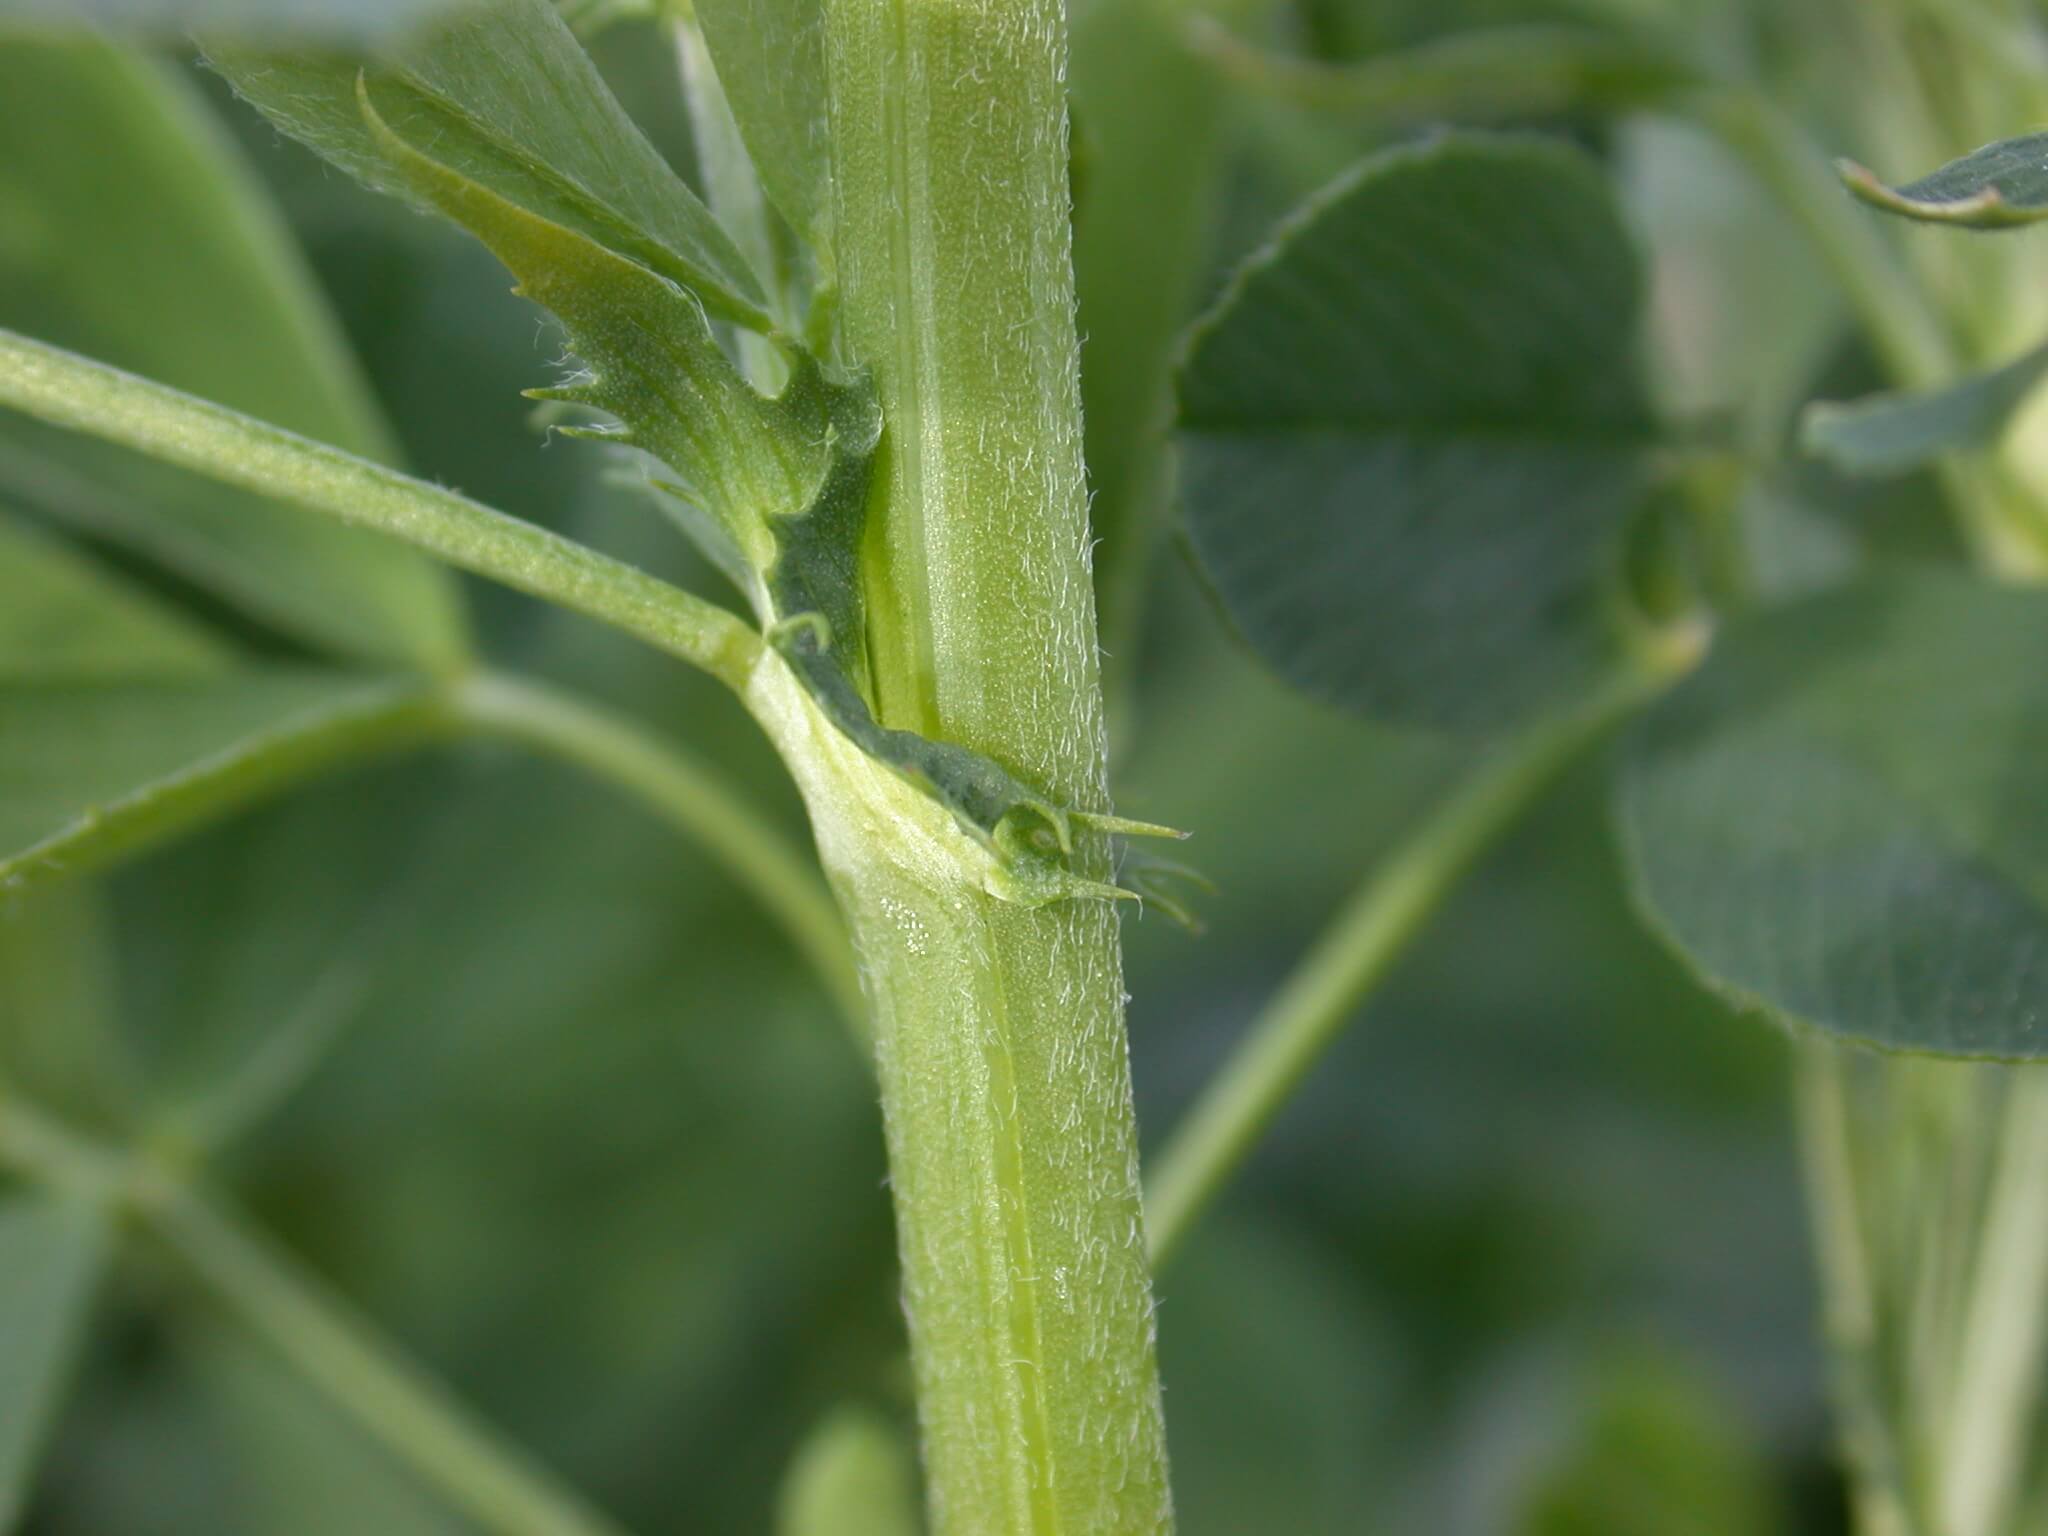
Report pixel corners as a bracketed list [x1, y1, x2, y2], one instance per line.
[0, 328, 762, 688]
[1145, 670, 1662, 1272]
[0, 1092, 632, 1536]
[456, 671, 862, 1027]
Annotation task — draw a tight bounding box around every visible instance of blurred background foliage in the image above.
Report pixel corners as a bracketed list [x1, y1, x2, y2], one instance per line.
[0, 0, 2012, 1529]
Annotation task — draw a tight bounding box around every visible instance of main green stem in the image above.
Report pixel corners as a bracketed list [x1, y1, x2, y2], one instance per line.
[796, 3, 1173, 1529]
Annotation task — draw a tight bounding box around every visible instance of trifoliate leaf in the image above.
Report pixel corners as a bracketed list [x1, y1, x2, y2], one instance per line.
[0, 1192, 111, 1534]
[1617, 571, 2048, 1058]
[1175, 134, 1661, 738]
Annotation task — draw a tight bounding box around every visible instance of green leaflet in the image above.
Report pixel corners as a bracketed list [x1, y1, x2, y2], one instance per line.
[1617, 570, 2048, 1059]
[0, 36, 466, 671]
[0, 1192, 111, 1535]
[207, 0, 772, 328]
[1175, 134, 1664, 738]
[0, 674, 455, 892]
[0, 512, 228, 680]
[1842, 133, 2048, 229]
[690, 0, 834, 258]
[355, 81, 827, 582]
[1802, 339, 2048, 477]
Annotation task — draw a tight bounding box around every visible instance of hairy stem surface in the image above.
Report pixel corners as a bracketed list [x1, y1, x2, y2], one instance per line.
[799, 2, 1173, 1529]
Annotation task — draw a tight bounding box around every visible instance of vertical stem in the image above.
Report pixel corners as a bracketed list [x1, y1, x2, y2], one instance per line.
[798, 3, 1173, 1532]
[1936, 1070, 2048, 1536]
[1794, 1044, 1920, 1536]
[1796, 1040, 2048, 1536]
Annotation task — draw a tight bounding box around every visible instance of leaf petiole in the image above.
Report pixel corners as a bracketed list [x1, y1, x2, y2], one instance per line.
[1145, 665, 1673, 1270]
[0, 328, 763, 690]
[0, 1091, 636, 1536]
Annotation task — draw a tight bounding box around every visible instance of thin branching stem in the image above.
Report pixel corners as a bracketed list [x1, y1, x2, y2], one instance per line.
[457, 671, 863, 1026]
[0, 328, 762, 689]
[0, 1091, 634, 1536]
[1146, 668, 1667, 1270]
[163, 671, 864, 1153]
[147, 1183, 638, 1536]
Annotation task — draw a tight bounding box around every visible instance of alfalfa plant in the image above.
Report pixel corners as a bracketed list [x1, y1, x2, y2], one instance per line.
[3, 0, 2048, 1532]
